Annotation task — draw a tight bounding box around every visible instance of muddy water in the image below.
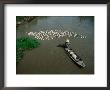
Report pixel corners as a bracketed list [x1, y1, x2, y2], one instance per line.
[16, 16, 94, 74]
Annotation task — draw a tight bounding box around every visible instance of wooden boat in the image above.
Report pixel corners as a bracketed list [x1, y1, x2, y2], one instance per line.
[64, 46, 86, 67]
[57, 39, 86, 68]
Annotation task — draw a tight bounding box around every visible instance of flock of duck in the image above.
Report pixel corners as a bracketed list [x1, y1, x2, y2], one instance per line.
[27, 30, 87, 40]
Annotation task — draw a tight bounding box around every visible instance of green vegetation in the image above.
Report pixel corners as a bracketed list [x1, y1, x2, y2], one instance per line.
[16, 37, 40, 64]
[16, 16, 25, 22]
[16, 16, 36, 27]
[16, 16, 36, 22]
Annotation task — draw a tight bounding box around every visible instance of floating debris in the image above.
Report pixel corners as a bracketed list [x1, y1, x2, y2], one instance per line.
[27, 30, 87, 40]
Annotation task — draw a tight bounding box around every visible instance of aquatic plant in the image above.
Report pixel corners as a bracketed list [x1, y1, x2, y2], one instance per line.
[16, 36, 40, 64]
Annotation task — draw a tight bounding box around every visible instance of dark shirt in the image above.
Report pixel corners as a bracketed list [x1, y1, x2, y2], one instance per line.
[65, 42, 71, 48]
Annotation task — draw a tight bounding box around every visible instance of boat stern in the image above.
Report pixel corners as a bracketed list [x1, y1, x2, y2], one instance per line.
[77, 61, 86, 67]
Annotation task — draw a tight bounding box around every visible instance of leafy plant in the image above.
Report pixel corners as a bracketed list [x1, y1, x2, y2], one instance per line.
[16, 36, 40, 64]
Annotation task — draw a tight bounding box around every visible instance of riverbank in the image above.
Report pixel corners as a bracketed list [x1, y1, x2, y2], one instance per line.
[16, 36, 40, 64]
[16, 16, 36, 27]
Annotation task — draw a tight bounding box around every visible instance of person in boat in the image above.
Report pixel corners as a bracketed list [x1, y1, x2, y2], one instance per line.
[65, 39, 71, 49]
[70, 51, 77, 60]
[70, 51, 82, 61]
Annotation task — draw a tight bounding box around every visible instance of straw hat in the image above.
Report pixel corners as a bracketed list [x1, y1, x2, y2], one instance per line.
[66, 39, 70, 42]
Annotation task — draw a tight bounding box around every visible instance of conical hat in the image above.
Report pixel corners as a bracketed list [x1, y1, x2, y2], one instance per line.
[66, 39, 69, 42]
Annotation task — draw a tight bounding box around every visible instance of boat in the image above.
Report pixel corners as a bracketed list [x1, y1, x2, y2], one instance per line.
[58, 39, 86, 68]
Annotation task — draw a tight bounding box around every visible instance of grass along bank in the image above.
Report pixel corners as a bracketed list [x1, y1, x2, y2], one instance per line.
[16, 36, 40, 64]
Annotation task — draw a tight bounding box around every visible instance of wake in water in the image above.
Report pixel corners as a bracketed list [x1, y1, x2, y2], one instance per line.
[27, 30, 87, 40]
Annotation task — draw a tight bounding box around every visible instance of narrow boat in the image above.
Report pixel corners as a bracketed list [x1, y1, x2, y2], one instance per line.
[58, 39, 86, 68]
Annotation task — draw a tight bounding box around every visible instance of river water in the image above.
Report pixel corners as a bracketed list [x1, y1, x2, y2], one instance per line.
[16, 16, 94, 74]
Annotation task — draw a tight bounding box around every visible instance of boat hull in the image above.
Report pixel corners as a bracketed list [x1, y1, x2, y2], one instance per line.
[64, 48, 86, 68]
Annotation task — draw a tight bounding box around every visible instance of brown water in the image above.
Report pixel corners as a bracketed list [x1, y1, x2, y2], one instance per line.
[16, 16, 94, 74]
